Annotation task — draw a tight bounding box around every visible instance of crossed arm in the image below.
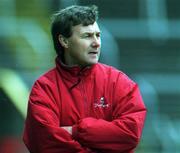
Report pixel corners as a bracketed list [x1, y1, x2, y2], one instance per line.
[23, 81, 146, 153]
[60, 86, 146, 152]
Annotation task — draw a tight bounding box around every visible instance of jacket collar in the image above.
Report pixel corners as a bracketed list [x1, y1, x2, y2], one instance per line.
[55, 56, 96, 81]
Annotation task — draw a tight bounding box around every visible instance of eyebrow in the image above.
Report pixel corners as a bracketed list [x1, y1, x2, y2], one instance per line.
[82, 31, 101, 34]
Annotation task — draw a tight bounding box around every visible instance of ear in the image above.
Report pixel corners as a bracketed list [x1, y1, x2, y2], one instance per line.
[58, 35, 68, 48]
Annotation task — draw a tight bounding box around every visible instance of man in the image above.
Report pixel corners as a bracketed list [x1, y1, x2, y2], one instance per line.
[23, 5, 146, 153]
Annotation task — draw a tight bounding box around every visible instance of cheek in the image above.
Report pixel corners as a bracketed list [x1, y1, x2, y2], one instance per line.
[81, 41, 91, 49]
[69, 39, 90, 54]
[76, 42, 89, 51]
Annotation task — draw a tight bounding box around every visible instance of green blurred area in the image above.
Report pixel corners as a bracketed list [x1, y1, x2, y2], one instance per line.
[0, 0, 180, 153]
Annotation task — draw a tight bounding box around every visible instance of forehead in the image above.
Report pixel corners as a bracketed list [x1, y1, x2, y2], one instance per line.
[72, 22, 100, 34]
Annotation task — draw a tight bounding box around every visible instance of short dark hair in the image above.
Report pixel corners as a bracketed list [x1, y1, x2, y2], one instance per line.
[51, 5, 99, 56]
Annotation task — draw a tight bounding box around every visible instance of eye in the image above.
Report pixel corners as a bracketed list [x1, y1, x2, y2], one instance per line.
[96, 33, 100, 38]
[82, 33, 91, 38]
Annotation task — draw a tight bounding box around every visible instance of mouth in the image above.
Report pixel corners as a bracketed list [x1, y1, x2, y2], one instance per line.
[88, 51, 99, 55]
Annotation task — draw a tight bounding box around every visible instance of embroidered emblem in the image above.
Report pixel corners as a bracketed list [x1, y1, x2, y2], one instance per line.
[94, 97, 109, 108]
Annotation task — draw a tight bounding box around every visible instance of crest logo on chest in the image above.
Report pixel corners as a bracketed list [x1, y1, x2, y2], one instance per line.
[94, 97, 109, 108]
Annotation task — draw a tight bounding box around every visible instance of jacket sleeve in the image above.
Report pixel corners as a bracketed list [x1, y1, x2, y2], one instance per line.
[23, 80, 91, 153]
[72, 74, 147, 153]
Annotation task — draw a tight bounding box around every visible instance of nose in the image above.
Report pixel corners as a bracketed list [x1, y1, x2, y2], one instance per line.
[92, 37, 101, 48]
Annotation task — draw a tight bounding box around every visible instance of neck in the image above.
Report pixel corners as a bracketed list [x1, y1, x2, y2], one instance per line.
[63, 53, 89, 68]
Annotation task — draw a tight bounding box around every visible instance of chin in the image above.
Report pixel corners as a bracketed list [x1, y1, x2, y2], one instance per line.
[84, 62, 97, 67]
[82, 58, 99, 67]
[89, 60, 98, 65]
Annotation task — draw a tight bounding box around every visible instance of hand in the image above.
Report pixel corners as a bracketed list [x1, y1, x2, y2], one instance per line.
[61, 125, 96, 152]
[61, 126, 72, 135]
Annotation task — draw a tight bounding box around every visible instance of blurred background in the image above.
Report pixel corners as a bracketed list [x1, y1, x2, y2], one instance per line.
[0, 0, 180, 153]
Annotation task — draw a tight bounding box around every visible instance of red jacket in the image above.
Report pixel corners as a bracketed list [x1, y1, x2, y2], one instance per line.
[23, 58, 146, 153]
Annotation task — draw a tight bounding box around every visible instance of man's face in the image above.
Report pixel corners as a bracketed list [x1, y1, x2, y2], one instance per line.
[65, 22, 101, 67]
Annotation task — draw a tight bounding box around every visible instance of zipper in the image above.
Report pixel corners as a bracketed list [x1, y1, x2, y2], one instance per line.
[80, 78, 88, 117]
